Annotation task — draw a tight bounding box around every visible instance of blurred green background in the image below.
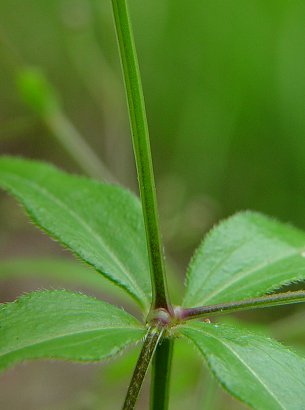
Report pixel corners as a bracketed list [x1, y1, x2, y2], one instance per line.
[1, 0, 305, 409]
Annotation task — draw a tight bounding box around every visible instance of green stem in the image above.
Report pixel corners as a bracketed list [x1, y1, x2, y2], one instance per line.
[111, 0, 170, 311]
[180, 290, 305, 321]
[122, 326, 163, 410]
[150, 338, 173, 410]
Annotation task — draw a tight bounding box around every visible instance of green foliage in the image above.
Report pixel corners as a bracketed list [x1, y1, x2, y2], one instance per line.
[1, 1, 305, 409]
[1, 157, 305, 409]
[180, 321, 305, 410]
[111, 0, 169, 310]
[184, 212, 305, 307]
[17, 68, 59, 117]
[16, 68, 115, 181]
[0, 290, 145, 372]
[0, 157, 151, 311]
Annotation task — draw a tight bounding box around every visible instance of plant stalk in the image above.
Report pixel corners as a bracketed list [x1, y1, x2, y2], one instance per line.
[180, 290, 305, 321]
[111, 0, 171, 311]
[122, 326, 164, 410]
[17, 68, 115, 182]
[150, 338, 173, 410]
[46, 110, 115, 182]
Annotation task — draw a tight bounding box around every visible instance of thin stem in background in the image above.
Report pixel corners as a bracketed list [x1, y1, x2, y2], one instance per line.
[111, 0, 171, 312]
[122, 326, 163, 410]
[17, 66, 116, 183]
[150, 338, 173, 410]
[62, 16, 132, 184]
[1, 31, 114, 183]
[45, 110, 116, 183]
[180, 290, 305, 321]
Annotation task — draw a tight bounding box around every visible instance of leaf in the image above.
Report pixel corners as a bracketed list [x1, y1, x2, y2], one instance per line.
[0, 157, 151, 311]
[0, 258, 132, 305]
[183, 211, 305, 307]
[179, 321, 305, 410]
[0, 290, 145, 372]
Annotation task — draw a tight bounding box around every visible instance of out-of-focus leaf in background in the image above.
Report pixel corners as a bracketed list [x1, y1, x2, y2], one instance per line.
[1, 0, 305, 408]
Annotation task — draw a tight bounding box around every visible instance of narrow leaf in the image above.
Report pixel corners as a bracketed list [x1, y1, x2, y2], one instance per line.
[0, 290, 145, 372]
[0, 157, 151, 311]
[180, 322, 305, 410]
[184, 212, 305, 307]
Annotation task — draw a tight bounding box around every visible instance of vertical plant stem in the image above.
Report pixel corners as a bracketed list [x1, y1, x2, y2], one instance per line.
[123, 326, 163, 410]
[150, 338, 173, 410]
[111, 0, 171, 311]
[111, 2, 173, 409]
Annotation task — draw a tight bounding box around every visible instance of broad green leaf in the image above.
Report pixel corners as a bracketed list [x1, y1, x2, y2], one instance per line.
[0, 258, 132, 305]
[184, 212, 305, 307]
[179, 322, 305, 410]
[0, 290, 145, 372]
[0, 157, 151, 311]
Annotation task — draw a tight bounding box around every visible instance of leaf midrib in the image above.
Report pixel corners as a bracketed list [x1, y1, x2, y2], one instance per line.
[201, 245, 304, 304]
[185, 326, 285, 409]
[1, 171, 149, 307]
[185, 236, 253, 303]
[0, 325, 143, 358]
